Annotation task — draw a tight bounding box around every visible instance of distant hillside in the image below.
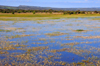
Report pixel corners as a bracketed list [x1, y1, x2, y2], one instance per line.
[0, 5, 100, 11]
[0, 5, 17, 9]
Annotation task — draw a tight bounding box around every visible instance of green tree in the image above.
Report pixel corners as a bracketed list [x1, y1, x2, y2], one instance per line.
[63, 11, 67, 15]
[80, 11, 85, 14]
[48, 9, 53, 14]
[12, 12, 15, 14]
[94, 11, 98, 14]
[33, 11, 35, 14]
[49, 11, 52, 14]
[76, 10, 80, 14]
[17, 9, 22, 13]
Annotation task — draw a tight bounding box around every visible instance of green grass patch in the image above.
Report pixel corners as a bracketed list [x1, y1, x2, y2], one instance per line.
[51, 18, 61, 19]
[0, 13, 100, 17]
[0, 14, 100, 21]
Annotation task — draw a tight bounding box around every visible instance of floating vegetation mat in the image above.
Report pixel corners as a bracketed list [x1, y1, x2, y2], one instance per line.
[0, 17, 100, 66]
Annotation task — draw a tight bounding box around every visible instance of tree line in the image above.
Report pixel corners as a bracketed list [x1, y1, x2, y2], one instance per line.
[0, 9, 100, 14]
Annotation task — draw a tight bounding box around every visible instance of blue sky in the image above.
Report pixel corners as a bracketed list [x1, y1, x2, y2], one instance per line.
[0, 0, 100, 8]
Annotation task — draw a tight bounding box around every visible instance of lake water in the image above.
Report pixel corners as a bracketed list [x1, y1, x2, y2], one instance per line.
[0, 17, 100, 66]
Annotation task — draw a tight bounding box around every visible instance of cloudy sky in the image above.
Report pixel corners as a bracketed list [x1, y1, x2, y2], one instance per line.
[0, 0, 100, 8]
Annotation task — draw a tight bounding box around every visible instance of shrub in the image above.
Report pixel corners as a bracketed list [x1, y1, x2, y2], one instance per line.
[12, 12, 15, 14]
[33, 11, 35, 14]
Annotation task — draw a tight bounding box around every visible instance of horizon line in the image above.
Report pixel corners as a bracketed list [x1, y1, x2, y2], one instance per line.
[0, 5, 100, 8]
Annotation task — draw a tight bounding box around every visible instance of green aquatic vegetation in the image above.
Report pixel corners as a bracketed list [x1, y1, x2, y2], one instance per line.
[77, 62, 85, 65]
[15, 54, 35, 60]
[91, 56, 99, 60]
[50, 40, 55, 43]
[74, 36, 100, 39]
[15, 43, 28, 47]
[5, 36, 9, 38]
[7, 34, 33, 39]
[48, 55, 54, 60]
[82, 60, 90, 63]
[3, 47, 17, 50]
[61, 42, 79, 46]
[37, 21, 41, 24]
[70, 59, 97, 66]
[66, 24, 73, 26]
[0, 29, 5, 32]
[26, 46, 48, 53]
[3, 27, 17, 31]
[11, 35, 21, 38]
[33, 41, 48, 44]
[49, 48, 69, 53]
[3, 44, 17, 50]
[49, 47, 91, 56]
[0, 29, 12, 32]
[45, 32, 67, 36]
[76, 29, 84, 32]
[39, 38, 47, 41]
[61, 62, 66, 65]
[17, 28, 23, 30]
[92, 18, 100, 20]
[0, 17, 100, 65]
[21, 41, 28, 44]
[73, 29, 91, 33]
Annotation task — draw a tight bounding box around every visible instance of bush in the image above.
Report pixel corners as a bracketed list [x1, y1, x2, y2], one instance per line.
[49, 11, 52, 14]
[33, 11, 35, 14]
[12, 12, 15, 14]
